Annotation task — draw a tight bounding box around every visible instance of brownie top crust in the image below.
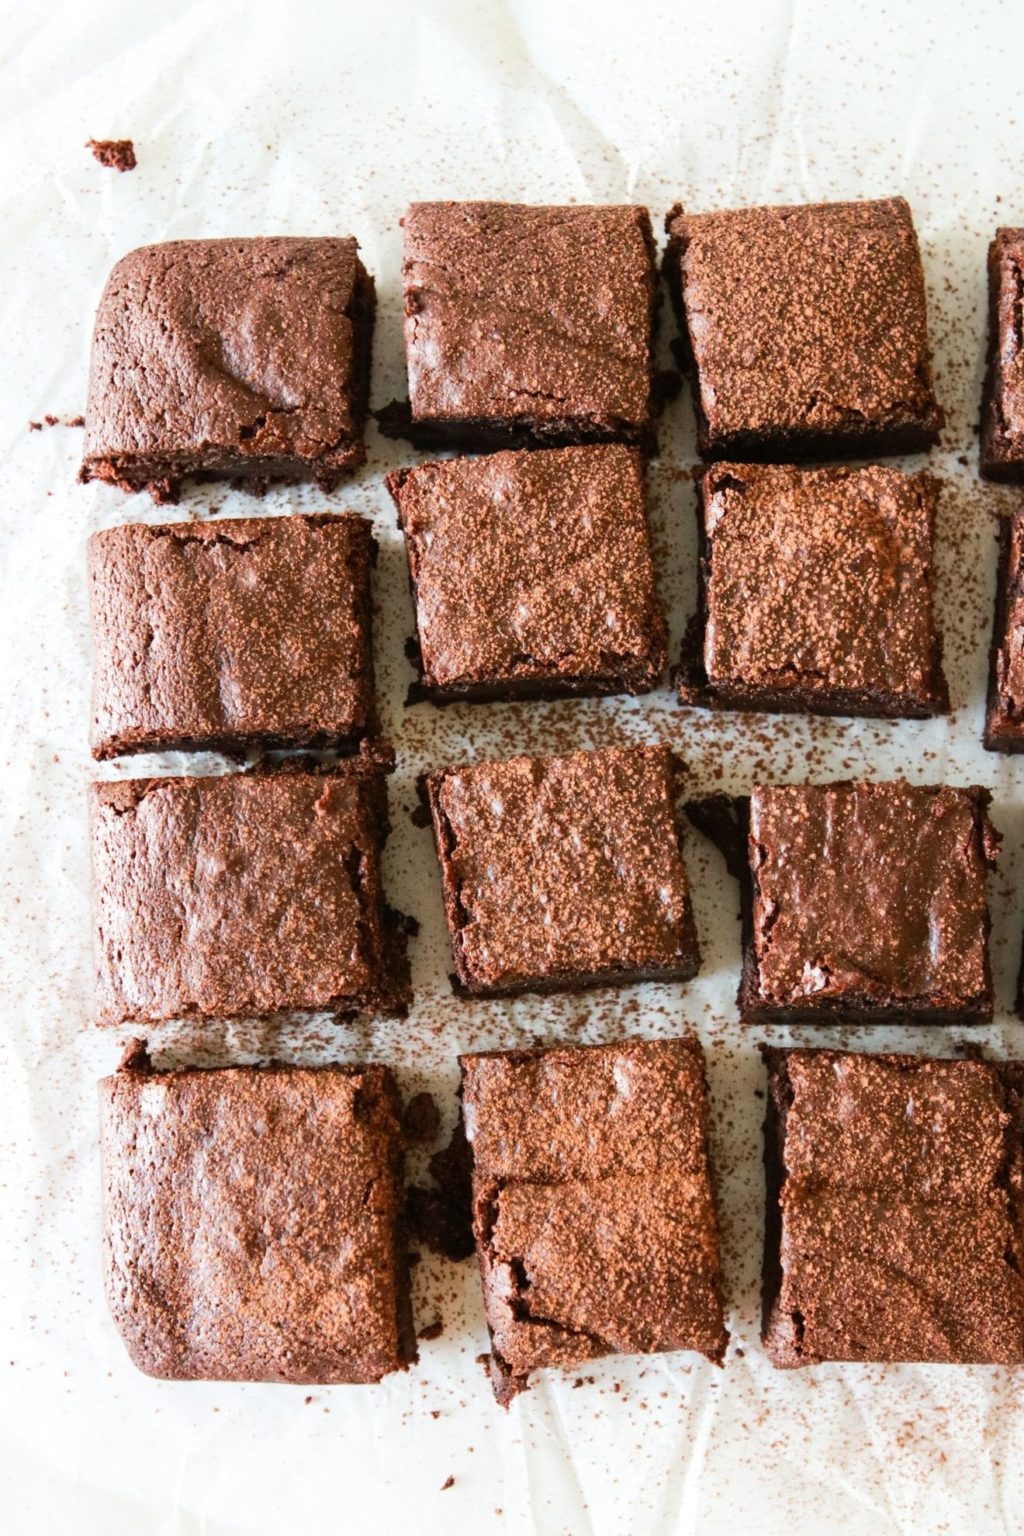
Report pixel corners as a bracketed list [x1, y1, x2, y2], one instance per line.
[387, 445, 666, 693]
[402, 203, 656, 440]
[88, 513, 375, 758]
[982, 228, 1024, 474]
[699, 463, 943, 704]
[749, 781, 996, 1012]
[101, 1048, 414, 1383]
[82, 238, 371, 491]
[428, 744, 698, 993]
[665, 196, 943, 453]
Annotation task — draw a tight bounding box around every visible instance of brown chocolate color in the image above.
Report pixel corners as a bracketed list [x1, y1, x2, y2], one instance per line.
[387, 445, 666, 703]
[88, 513, 376, 759]
[462, 1036, 728, 1403]
[87, 137, 136, 171]
[81, 238, 374, 502]
[981, 228, 1024, 482]
[101, 1042, 416, 1382]
[426, 744, 700, 998]
[663, 197, 944, 461]
[762, 1048, 1024, 1367]
[678, 462, 947, 719]
[985, 509, 1024, 751]
[401, 203, 659, 451]
[90, 763, 410, 1026]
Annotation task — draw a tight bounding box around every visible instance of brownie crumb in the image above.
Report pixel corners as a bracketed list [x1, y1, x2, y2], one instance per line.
[68, 414, 85, 428]
[86, 137, 136, 172]
[402, 1091, 441, 1145]
[440, 1476, 454, 1492]
[418, 1320, 444, 1342]
[28, 421, 41, 432]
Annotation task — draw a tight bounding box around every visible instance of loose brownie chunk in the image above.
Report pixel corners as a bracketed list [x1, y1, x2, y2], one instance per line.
[90, 765, 410, 1026]
[101, 1043, 416, 1382]
[88, 513, 376, 758]
[462, 1036, 728, 1403]
[763, 1048, 1024, 1366]
[387, 445, 666, 702]
[678, 463, 947, 718]
[663, 197, 944, 461]
[426, 744, 700, 997]
[981, 228, 1024, 482]
[401, 203, 659, 450]
[81, 238, 374, 501]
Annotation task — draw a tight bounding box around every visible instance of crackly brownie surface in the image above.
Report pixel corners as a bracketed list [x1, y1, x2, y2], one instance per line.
[763, 1049, 1024, 1366]
[679, 463, 947, 718]
[101, 1044, 416, 1383]
[987, 509, 1024, 749]
[664, 197, 944, 460]
[90, 767, 409, 1026]
[402, 203, 658, 449]
[89, 513, 376, 758]
[462, 1036, 728, 1402]
[82, 238, 374, 501]
[387, 445, 666, 700]
[426, 744, 700, 997]
[981, 228, 1024, 482]
[746, 782, 996, 1021]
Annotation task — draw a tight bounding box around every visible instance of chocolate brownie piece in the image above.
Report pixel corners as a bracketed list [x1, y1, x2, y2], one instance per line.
[461, 1036, 728, 1403]
[689, 781, 997, 1023]
[981, 229, 1024, 482]
[86, 137, 136, 171]
[81, 238, 374, 502]
[88, 513, 376, 758]
[426, 744, 700, 998]
[387, 445, 666, 702]
[762, 1048, 1024, 1366]
[401, 203, 659, 451]
[678, 463, 947, 718]
[101, 1042, 416, 1382]
[90, 764, 410, 1026]
[986, 509, 1024, 750]
[663, 197, 944, 461]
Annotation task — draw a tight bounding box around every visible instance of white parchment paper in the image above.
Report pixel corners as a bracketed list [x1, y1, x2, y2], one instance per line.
[2, 2, 1024, 1531]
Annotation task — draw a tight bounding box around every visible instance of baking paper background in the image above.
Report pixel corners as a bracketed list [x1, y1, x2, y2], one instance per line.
[2, 1, 1024, 1531]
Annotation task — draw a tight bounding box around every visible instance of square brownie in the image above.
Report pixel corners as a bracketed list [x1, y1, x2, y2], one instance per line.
[387, 445, 667, 702]
[401, 202, 658, 451]
[663, 197, 944, 461]
[762, 1048, 1024, 1366]
[101, 1042, 416, 1382]
[461, 1035, 728, 1403]
[986, 509, 1024, 750]
[678, 462, 947, 719]
[980, 228, 1024, 482]
[426, 744, 700, 997]
[90, 764, 410, 1026]
[81, 238, 374, 502]
[687, 781, 997, 1023]
[88, 513, 377, 759]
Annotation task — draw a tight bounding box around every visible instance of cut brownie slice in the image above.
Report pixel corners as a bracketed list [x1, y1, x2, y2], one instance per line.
[90, 762, 410, 1026]
[426, 744, 700, 998]
[401, 203, 659, 451]
[688, 781, 997, 1023]
[462, 1036, 728, 1403]
[678, 463, 947, 718]
[387, 445, 666, 702]
[762, 1047, 1024, 1366]
[88, 512, 377, 759]
[980, 228, 1024, 482]
[663, 196, 944, 461]
[985, 509, 1024, 751]
[81, 238, 374, 502]
[101, 1042, 416, 1382]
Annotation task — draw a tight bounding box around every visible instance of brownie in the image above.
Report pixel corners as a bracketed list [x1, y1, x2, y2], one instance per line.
[663, 196, 944, 461]
[88, 513, 376, 759]
[678, 462, 948, 719]
[986, 509, 1024, 750]
[401, 202, 659, 451]
[426, 744, 700, 998]
[762, 1048, 1024, 1366]
[980, 229, 1024, 481]
[387, 445, 666, 702]
[688, 781, 997, 1023]
[461, 1036, 728, 1403]
[90, 763, 410, 1026]
[81, 238, 374, 502]
[86, 137, 136, 171]
[101, 1041, 416, 1382]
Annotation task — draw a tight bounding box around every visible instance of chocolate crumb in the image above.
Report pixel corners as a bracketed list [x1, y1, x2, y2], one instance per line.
[418, 1320, 443, 1341]
[86, 137, 136, 172]
[440, 1476, 454, 1492]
